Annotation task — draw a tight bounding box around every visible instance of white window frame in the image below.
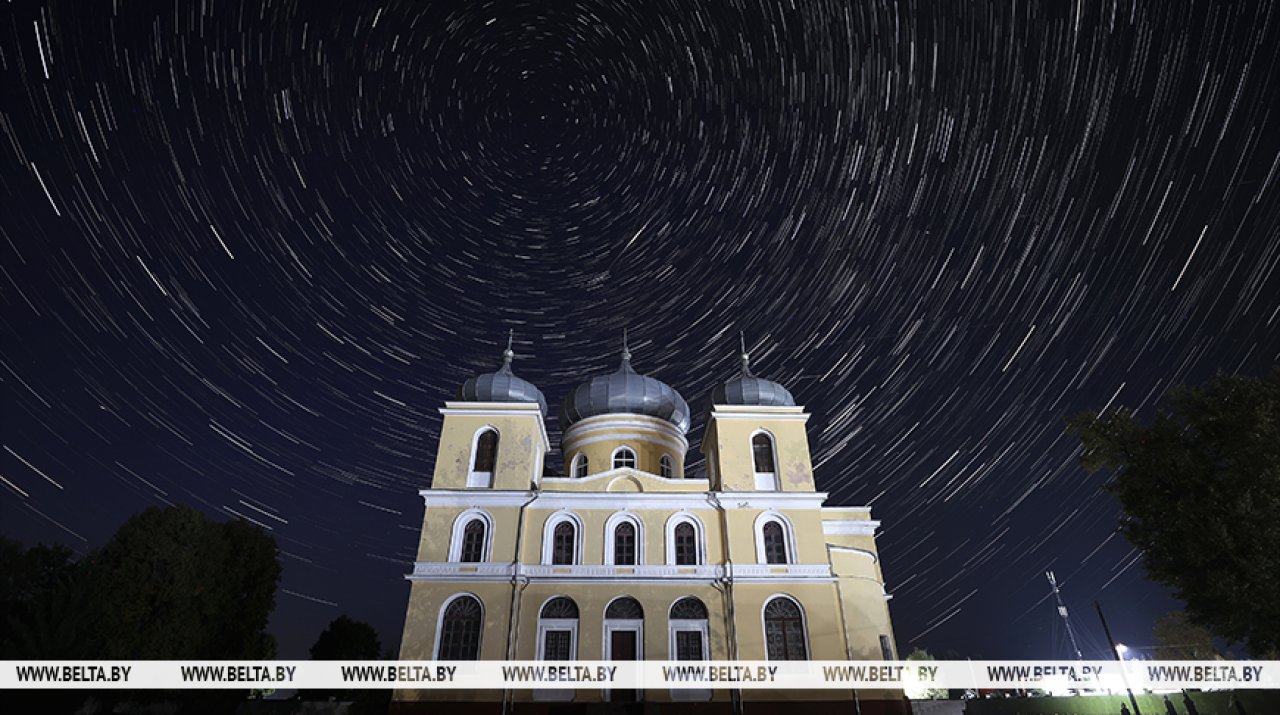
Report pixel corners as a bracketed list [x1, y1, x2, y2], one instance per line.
[571, 452, 588, 478]
[603, 511, 645, 566]
[541, 510, 585, 566]
[433, 592, 484, 660]
[753, 510, 799, 565]
[447, 508, 496, 562]
[761, 594, 810, 661]
[660, 453, 675, 479]
[664, 511, 707, 566]
[535, 596, 579, 701]
[668, 597, 711, 702]
[467, 426, 499, 488]
[750, 429, 779, 490]
[611, 445, 637, 470]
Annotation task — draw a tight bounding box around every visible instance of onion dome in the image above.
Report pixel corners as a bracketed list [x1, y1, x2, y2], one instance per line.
[706, 347, 795, 412]
[456, 337, 547, 414]
[559, 344, 691, 434]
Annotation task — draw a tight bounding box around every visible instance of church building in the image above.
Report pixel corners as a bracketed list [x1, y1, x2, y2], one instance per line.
[394, 340, 908, 714]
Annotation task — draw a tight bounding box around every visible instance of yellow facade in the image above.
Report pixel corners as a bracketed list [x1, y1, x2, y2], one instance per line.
[394, 352, 908, 714]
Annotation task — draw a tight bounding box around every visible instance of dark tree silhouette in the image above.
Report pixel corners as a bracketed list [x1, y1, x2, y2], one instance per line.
[1066, 367, 1280, 658]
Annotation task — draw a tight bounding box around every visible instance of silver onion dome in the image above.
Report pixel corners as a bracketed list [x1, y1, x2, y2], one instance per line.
[456, 339, 548, 415]
[559, 347, 691, 433]
[706, 350, 795, 411]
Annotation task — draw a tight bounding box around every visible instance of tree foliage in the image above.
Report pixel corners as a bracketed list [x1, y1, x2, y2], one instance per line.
[304, 615, 389, 713]
[905, 648, 948, 699]
[310, 614, 383, 660]
[1151, 611, 1220, 660]
[1066, 367, 1280, 658]
[2, 505, 282, 714]
[94, 503, 282, 660]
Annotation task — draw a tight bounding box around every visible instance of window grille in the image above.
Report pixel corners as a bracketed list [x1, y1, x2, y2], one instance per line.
[474, 430, 497, 472]
[613, 447, 636, 469]
[439, 597, 482, 660]
[763, 521, 787, 564]
[670, 597, 708, 620]
[752, 434, 774, 473]
[460, 519, 485, 562]
[605, 597, 644, 620]
[541, 597, 580, 619]
[614, 522, 636, 565]
[674, 522, 697, 565]
[764, 598, 807, 660]
[552, 522, 575, 565]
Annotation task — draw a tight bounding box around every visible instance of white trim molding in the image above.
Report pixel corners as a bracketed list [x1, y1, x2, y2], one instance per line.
[440, 401, 549, 457]
[821, 518, 880, 535]
[447, 508, 496, 562]
[541, 510, 586, 565]
[753, 510, 800, 564]
[708, 405, 810, 423]
[826, 543, 878, 562]
[562, 413, 689, 456]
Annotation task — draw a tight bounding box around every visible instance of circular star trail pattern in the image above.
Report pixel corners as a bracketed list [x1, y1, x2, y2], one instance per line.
[3, 0, 1278, 659]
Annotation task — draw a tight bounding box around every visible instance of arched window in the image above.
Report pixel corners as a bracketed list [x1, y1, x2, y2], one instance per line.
[614, 522, 636, 566]
[536, 596, 580, 702]
[664, 512, 706, 566]
[669, 597, 709, 659]
[606, 597, 645, 620]
[762, 521, 787, 564]
[764, 597, 807, 660]
[538, 597, 579, 659]
[553, 521, 576, 565]
[613, 447, 636, 470]
[572, 453, 588, 478]
[660, 454, 675, 479]
[753, 511, 798, 565]
[437, 596, 482, 660]
[752, 432, 777, 490]
[468, 428, 498, 487]
[674, 522, 697, 566]
[542, 512, 584, 565]
[669, 597, 710, 701]
[448, 509, 495, 562]
[461, 519, 485, 563]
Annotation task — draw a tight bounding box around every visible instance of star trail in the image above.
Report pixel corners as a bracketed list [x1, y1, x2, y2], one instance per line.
[3, 0, 1278, 660]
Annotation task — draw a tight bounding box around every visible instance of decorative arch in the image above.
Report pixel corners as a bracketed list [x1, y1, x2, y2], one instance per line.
[447, 508, 496, 563]
[664, 511, 707, 566]
[753, 510, 799, 564]
[762, 594, 809, 660]
[434, 593, 483, 660]
[541, 510, 585, 565]
[750, 429, 778, 490]
[467, 426, 499, 487]
[604, 511, 646, 566]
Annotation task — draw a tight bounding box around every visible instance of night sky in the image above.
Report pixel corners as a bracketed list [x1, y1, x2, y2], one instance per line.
[3, 0, 1278, 663]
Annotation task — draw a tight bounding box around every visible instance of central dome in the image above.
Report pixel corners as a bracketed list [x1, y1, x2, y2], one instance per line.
[559, 348, 691, 433]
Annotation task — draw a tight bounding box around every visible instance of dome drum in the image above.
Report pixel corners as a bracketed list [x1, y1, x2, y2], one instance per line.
[558, 351, 691, 434]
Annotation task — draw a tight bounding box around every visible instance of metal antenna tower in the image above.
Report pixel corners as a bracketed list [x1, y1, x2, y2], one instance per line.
[1047, 571, 1083, 660]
